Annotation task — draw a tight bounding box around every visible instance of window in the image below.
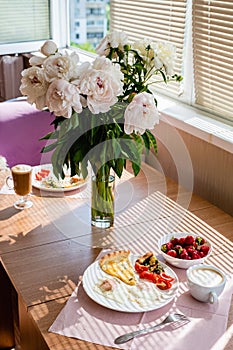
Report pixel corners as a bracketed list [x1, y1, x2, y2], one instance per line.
[87, 20, 95, 26]
[87, 19, 104, 26]
[110, 1, 186, 98]
[0, 1, 50, 44]
[87, 7, 105, 16]
[87, 32, 103, 39]
[111, 0, 233, 124]
[192, 1, 233, 123]
[0, 0, 69, 55]
[96, 20, 104, 25]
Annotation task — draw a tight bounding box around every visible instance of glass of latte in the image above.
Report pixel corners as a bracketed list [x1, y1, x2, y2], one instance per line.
[6, 164, 33, 209]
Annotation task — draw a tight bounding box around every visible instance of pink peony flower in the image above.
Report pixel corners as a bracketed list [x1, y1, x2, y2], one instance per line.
[43, 51, 80, 82]
[46, 79, 82, 118]
[79, 57, 123, 114]
[124, 92, 159, 135]
[40, 40, 58, 56]
[20, 66, 48, 109]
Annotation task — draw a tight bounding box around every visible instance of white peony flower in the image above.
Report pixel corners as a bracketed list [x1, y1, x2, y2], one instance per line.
[96, 36, 110, 56]
[29, 55, 46, 66]
[92, 56, 113, 71]
[46, 79, 83, 118]
[92, 57, 124, 93]
[29, 41, 58, 67]
[20, 66, 48, 109]
[109, 30, 128, 50]
[78, 57, 123, 114]
[79, 70, 118, 114]
[132, 38, 155, 59]
[154, 42, 176, 75]
[43, 51, 80, 82]
[96, 30, 129, 56]
[72, 61, 93, 87]
[40, 40, 58, 56]
[132, 38, 156, 70]
[124, 92, 159, 135]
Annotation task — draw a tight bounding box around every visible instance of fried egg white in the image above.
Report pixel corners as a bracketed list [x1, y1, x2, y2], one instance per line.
[94, 278, 172, 307]
[94, 278, 128, 304]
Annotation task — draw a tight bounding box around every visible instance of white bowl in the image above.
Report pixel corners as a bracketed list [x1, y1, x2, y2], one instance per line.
[157, 232, 212, 269]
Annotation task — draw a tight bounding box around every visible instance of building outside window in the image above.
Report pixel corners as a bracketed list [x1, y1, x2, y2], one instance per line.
[69, 0, 109, 49]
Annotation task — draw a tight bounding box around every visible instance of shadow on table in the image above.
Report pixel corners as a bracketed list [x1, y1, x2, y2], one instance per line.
[0, 206, 19, 220]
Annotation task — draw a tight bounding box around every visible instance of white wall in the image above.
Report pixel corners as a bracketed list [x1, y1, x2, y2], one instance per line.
[146, 120, 233, 216]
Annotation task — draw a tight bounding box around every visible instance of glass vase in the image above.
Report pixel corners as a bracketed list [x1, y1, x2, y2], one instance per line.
[91, 174, 115, 228]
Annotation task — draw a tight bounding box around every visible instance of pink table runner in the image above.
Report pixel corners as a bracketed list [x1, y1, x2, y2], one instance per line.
[49, 250, 233, 350]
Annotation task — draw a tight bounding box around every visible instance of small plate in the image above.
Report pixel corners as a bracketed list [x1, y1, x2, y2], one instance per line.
[32, 164, 87, 193]
[82, 254, 179, 313]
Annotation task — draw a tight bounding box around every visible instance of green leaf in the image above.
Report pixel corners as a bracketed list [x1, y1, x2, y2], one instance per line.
[132, 161, 141, 176]
[70, 112, 80, 128]
[41, 142, 58, 153]
[111, 139, 122, 159]
[146, 130, 158, 153]
[120, 138, 141, 167]
[142, 132, 150, 152]
[113, 158, 125, 178]
[40, 130, 59, 140]
[81, 160, 88, 179]
[159, 70, 167, 83]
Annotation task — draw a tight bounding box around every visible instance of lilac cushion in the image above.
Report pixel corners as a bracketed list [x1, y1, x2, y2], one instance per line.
[0, 100, 54, 167]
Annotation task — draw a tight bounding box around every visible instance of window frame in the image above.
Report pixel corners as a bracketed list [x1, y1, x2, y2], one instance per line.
[0, 0, 69, 55]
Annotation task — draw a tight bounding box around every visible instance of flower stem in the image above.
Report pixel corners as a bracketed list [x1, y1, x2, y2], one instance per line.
[91, 167, 115, 228]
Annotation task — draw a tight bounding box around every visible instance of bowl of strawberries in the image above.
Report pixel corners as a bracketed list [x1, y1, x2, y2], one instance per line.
[158, 232, 212, 269]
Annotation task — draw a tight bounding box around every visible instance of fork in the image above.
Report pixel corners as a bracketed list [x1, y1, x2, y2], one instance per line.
[114, 313, 189, 344]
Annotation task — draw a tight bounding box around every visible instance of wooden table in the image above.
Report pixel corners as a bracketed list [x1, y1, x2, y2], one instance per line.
[0, 163, 232, 350]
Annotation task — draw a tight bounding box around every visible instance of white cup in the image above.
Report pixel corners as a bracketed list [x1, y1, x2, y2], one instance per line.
[186, 264, 226, 304]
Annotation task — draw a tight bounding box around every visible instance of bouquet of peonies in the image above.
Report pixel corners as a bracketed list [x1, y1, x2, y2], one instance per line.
[20, 30, 182, 181]
[20, 30, 182, 226]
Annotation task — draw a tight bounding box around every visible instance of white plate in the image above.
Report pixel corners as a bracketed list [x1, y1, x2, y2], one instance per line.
[32, 164, 87, 193]
[82, 254, 179, 313]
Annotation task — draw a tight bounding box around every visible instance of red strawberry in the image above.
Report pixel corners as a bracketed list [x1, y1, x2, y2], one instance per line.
[180, 251, 191, 260]
[186, 247, 195, 255]
[184, 235, 195, 245]
[166, 242, 174, 250]
[167, 250, 177, 258]
[185, 245, 195, 250]
[178, 237, 186, 246]
[170, 237, 179, 246]
[161, 242, 173, 253]
[174, 245, 183, 255]
[196, 236, 206, 245]
[191, 251, 201, 259]
[200, 245, 210, 256]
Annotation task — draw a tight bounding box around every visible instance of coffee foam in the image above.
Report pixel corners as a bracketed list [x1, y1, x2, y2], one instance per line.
[12, 164, 32, 174]
[189, 267, 224, 287]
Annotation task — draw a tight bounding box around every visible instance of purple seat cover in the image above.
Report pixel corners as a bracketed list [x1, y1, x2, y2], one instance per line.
[0, 100, 54, 167]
